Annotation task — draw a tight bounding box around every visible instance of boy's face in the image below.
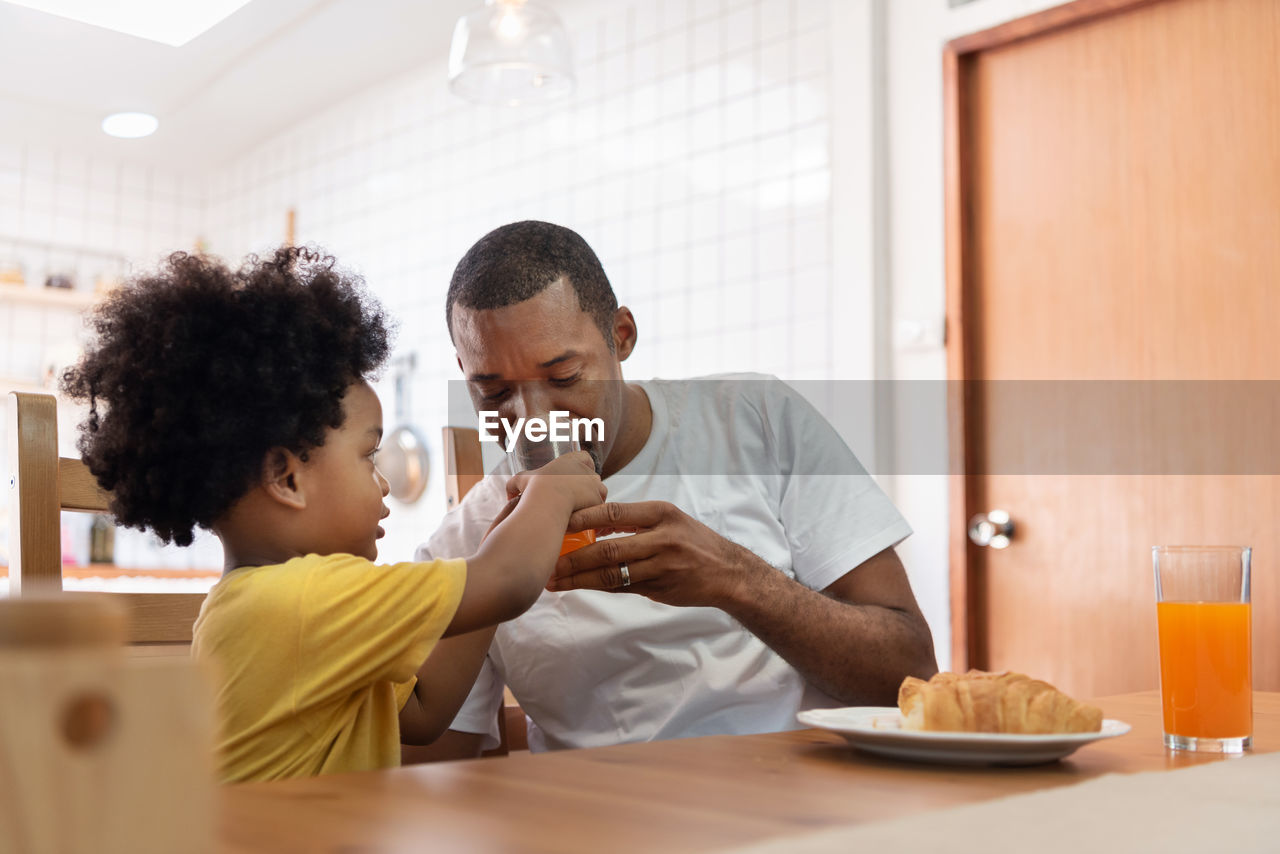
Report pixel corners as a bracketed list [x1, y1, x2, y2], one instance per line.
[451, 277, 627, 473]
[300, 381, 390, 561]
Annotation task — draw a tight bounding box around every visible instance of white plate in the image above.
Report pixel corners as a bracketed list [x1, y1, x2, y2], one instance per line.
[797, 707, 1131, 766]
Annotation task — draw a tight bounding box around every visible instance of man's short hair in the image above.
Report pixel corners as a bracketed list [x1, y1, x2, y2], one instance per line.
[446, 221, 619, 349]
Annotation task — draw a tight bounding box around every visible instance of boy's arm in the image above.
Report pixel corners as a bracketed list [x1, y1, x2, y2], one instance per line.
[399, 494, 520, 750]
[398, 628, 496, 745]
[426, 730, 488, 758]
[402, 729, 487, 763]
[443, 452, 603, 637]
[398, 454, 602, 749]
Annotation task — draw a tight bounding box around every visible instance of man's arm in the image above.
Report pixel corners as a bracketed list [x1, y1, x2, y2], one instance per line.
[723, 545, 937, 704]
[550, 501, 937, 706]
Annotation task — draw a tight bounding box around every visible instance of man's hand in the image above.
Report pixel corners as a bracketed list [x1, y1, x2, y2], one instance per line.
[548, 501, 766, 607]
[483, 494, 521, 541]
[550, 501, 937, 704]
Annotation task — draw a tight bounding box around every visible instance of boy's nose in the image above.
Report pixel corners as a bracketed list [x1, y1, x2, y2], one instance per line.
[375, 466, 391, 496]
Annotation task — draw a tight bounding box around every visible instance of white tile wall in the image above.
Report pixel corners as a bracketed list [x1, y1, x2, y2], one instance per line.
[0, 148, 207, 389]
[203, 0, 838, 562]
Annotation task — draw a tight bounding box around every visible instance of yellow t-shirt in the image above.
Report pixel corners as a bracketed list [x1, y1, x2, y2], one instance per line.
[191, 553, 466, 783]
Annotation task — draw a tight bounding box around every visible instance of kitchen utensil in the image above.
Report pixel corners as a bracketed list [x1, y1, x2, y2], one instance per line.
[381, 354, 429, 503]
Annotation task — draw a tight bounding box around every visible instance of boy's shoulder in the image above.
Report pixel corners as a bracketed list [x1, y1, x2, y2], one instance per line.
[645, 372, 796, 409]
[205, 554, 368, 602]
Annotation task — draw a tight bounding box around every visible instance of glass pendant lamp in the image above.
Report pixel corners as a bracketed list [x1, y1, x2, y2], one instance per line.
[448, 0, 575, 106]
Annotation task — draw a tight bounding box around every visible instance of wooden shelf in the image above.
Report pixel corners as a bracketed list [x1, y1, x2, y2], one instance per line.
[0, 566, 221, 581]
[0, 286, 98, 310]
[0, 234, 128, 264]
[0, 375, 51, 395]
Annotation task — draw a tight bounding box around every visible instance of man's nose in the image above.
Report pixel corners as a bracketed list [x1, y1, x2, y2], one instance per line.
[511, 383, 552, 422]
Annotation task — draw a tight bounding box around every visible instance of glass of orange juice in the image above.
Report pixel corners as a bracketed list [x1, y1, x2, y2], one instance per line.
[507, 434, 598, 556]
[1152, 545, 1252, 753]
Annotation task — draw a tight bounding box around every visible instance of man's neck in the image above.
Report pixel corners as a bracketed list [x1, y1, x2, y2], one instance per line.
[601, 382, 653, 478]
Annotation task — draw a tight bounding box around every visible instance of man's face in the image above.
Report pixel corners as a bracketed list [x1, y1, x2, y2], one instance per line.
[451, 278, 626, 472]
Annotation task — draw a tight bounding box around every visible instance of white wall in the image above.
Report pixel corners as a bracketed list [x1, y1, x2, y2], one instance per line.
[0, 146, 204, 395]
[884, 0, 1079, 668]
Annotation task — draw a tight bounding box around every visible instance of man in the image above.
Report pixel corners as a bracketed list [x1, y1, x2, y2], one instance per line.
[414, 220, 936, 755]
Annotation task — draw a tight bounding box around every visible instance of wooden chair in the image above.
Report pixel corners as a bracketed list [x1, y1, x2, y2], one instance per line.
[442, 425, 485, 510]
[8, 391, 206, 649]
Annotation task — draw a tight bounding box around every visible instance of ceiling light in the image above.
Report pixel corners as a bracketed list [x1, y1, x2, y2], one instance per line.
[101, 112, 158, 139]
[449, 0, 574, 107]
[6, 0, 253, 47]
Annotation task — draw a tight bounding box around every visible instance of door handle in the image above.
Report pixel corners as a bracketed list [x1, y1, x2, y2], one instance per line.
[968, 510, 1014, 549]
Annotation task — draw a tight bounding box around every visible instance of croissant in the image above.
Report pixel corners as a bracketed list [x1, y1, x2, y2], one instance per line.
[898, 670, 1102, 734]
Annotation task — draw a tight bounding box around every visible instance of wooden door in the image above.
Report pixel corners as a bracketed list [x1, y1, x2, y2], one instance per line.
[946, 0, 1280, 696]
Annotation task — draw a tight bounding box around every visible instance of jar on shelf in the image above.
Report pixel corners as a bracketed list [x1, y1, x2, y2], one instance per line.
[0, 258, 24, 287]
[94, 272, 120, 295]
[89, 516, 116, 565]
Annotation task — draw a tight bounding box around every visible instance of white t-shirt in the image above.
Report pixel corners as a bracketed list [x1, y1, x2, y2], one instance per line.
[416, 373, 911, 751]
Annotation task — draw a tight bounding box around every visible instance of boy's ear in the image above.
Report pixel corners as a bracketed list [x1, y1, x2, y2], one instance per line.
[261, 447, 307, 510]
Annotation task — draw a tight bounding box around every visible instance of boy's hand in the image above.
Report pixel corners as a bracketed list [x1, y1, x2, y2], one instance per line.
[507, 451, 607, 513]
[481, 494, 521, 542]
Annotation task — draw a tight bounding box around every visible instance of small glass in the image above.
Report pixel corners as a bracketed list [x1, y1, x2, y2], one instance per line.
[1152, 545, 1252, 753]
[507, 434, 597, 556]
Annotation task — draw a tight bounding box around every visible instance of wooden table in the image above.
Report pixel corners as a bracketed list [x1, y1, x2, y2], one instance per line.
[220, 691, 1280, 853]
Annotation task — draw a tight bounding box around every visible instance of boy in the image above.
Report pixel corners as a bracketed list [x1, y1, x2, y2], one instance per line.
[61, 246, 604, 782]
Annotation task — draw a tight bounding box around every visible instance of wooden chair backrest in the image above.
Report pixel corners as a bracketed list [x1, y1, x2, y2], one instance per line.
[442, 426, 484, 509]
[8, 392, 205, 645]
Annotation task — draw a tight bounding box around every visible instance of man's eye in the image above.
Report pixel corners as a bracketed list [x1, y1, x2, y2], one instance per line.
[550, 374, 581, 387]
[471, 382, 509, 402]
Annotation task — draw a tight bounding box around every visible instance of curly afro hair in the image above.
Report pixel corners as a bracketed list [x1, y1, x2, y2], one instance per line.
[61, 246, 392, 547]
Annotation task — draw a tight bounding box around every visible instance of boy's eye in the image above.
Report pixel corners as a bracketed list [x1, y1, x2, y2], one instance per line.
[368, 447, 381, 460]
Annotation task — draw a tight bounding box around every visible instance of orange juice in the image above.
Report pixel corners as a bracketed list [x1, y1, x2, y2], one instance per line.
[1156, 601, 1252, 739]
[559, 529, 596, 556]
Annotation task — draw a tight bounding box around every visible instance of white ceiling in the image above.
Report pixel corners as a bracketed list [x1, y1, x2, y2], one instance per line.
[0, 0, 480, 169]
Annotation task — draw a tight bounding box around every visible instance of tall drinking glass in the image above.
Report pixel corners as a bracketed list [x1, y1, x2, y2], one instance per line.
[507, 434, 597, 556]
[1152, 545, 1252, 752]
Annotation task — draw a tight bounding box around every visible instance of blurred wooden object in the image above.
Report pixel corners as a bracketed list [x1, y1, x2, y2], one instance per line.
[0, 595, 214, 854]
[501, 687, 528, 752]
[442, 425, 484, 510]
[8, 391, 206, 646]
